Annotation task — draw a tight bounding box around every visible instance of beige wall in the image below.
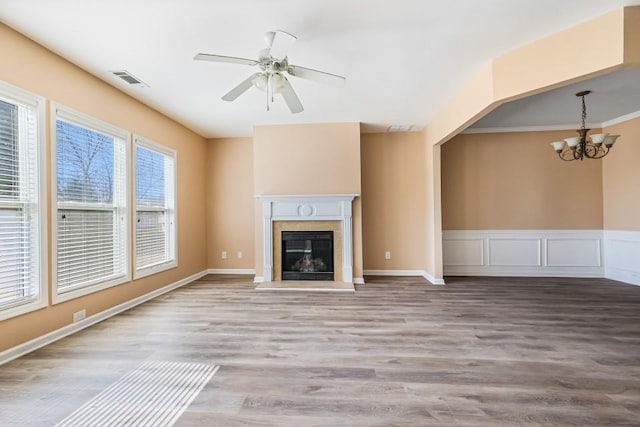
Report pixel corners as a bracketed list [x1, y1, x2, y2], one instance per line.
[206, 137, 255, 269]
[625, 6, 640, 64]
[603, 116, 640, 231]
[441, 131, 603, 230]
[492, 9, 626, 103]
[253, 123, 362, 195]
[361, 132, 426, 270]
[0, 24, 208, 352]
[252, 123, 363, 279]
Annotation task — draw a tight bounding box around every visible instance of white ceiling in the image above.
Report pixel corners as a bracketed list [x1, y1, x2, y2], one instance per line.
[1, 0, 639, 138]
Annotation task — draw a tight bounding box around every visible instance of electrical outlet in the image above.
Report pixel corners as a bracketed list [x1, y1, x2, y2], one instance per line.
[72, 309, 86, 323]
[384, 251, 391, 260]
[221, 251, 227, 259]
[237, 251, 243, 259]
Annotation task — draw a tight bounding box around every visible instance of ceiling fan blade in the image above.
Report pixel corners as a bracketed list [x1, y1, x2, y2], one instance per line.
[194, 53, 258, 66]
[269, 30, 297, 61]
[279, 76, 304, 114]
[287, 65, 345, 87]
[222, 73, 261, 101]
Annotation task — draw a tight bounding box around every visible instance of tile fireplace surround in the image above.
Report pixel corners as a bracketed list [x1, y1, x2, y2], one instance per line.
[257, 195, 357, 283]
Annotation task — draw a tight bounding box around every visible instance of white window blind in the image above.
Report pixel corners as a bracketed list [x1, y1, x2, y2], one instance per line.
[0, 87, 43, 316]
[134, 140, 176, 277]
[54, 107, 129, 298]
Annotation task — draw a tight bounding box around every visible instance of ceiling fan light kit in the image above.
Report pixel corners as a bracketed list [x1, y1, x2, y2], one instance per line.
[550, 90, 619, 161]
[194, 30, 345, 114]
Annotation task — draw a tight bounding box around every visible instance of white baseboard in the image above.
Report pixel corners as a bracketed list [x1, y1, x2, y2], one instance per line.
[207, 268, 256, 275]
[422, 271, 446, 285]
[0, 269, 209, 367]
[253, 276, 264, 283]
[444, 266, 603, 277]
[363, 270, 445, 285]
[604, 230, 640, 286]
[606, 268, 640, 286]
[364, 269, 425, 276]
[443, 229, 604, 278]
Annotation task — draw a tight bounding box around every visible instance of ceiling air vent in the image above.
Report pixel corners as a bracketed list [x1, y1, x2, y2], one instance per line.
[110, 70, 148, 87]
[387, 125, 414, 132]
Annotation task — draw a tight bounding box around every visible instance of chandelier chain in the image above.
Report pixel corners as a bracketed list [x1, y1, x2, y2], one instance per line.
[581, 94, 587, 132]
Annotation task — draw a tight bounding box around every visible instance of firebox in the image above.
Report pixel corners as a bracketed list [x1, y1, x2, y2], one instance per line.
[281, 231, 334, 280]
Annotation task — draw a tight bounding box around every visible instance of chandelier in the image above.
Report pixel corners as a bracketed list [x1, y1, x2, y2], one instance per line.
[550, 90, 619, 161]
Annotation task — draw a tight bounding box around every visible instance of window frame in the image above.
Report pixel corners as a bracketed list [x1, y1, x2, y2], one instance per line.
[0, 81, 47, 321]
[133, 136, 177, 279]
[51, 103, 131, 304]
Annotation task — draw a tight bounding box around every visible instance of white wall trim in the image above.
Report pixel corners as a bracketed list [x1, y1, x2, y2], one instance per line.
[207, 268, 256, 275]
[444, 230, 604, 278]
[604, 230, 640, 286]
[0, 269, 208, 367]
[461, 124, 600, 134]
[353, 277, 365, 285]
[601, 110, 640, 128]
[462, 109, 640, 135]
[363, 270, 446, 285]
[364, 269, 426, 276]
[444, 266, 604, 277]
[423, 271, 446, 285]
[253, 276, 264, 283]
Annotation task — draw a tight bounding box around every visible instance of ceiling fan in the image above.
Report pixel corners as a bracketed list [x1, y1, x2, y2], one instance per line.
[194, 30, 345, 114]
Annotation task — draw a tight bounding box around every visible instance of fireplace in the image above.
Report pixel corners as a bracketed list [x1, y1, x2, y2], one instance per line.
[282, 231, 334, 281]
[257, 194, 356, 283]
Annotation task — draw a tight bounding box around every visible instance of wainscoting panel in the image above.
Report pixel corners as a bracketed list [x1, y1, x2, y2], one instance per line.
[547, 239, 601, 267]
[442, 239, 484, 266]
[604, 230, 640, 286]
[488, 239, 541, 266]
[444, 230, 604, 277]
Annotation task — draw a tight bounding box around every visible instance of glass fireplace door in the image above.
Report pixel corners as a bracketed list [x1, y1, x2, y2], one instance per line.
[281, 231, 334, 280]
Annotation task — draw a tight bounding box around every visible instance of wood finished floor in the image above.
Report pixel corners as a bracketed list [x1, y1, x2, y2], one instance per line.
[1, 275, 640, 426]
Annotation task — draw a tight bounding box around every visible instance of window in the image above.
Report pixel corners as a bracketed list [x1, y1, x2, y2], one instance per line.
[52, 105, 130, 302]
[0, 82, 46, 320]
[134, 137, 176, 278]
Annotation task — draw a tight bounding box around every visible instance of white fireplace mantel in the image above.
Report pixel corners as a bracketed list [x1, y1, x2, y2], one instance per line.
[256, 194, 358, 283]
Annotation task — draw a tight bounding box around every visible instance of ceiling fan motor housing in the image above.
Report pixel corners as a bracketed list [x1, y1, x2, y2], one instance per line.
[258, 53, 288, 72]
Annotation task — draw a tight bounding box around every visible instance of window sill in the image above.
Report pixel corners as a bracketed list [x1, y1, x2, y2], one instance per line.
[52, 274, 131, 305]
[133, 260, 177, 280]
[0, 297, 48, 322]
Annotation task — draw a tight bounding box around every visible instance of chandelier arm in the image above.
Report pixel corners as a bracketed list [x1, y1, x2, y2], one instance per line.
[591, 145, 609, 159]
[583, 143, 598, 159]
[559, 149, 576, 161]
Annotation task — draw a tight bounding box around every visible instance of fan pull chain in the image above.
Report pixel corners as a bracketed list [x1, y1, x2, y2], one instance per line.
[266, 73, 270, 111]
[269, 73, 275, 104]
